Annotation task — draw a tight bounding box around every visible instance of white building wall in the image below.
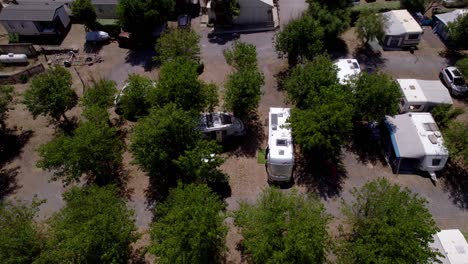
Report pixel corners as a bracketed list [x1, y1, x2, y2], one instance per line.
[1, 21, 39, 35]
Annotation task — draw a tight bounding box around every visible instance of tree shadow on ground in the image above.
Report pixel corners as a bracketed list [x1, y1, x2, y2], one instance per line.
[439, 48, 466, 66]
[0, 128, 33, 167]
[0, 167, 21, 200]
[275, 69, 289, 92]
[83, 42, 106, 54]
[207, 32, 240, 45]
[327, 37, 349, 60]
[124, 49, 157, 72]
[347, 122, 388, 166]
[353, 44, 386, 73]
[440, 161, 468, 209]
[222, 113, 266, 158]
[295, 152, 348, 200]
[55, 116, 79, 135]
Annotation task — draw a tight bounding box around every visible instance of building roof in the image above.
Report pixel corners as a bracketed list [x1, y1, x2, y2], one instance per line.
[385, 113, 448, 159]
[383, 9, 423, 35]
[91, 0, 118, 5]
[0, 3, 63, 21]
[238, 0, 274, 8]
[431, 229, 468, 264]
[16, 0, 72, 4]
[397, 79, 453, 105]
[334, 58, 361, 85]
[435, 9, 468, 26]
[268, 108, 293, 164]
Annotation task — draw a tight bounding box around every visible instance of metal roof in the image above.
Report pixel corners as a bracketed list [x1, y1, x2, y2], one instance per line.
[0, 3, 63, 21]
[431, 229, 468, 264]
[435, 9, 468, 26]
[383, 9, 423, 35]
[268, 108, 293, 164]
[334, 58, 361, 85]
[397, 79, 453, 105]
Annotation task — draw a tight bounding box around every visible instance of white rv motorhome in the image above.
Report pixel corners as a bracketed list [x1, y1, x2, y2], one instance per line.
[385, 112, 449, 181]
[334, 58, 361, 85]
[397, 79, 453, 113]
[266, 108, 294, 182]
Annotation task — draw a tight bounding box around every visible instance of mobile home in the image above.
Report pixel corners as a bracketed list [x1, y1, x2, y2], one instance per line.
[433, 9, 468, 42]
[397, 79, 453, 113]
[334, 58, 361, 85]
[381, 10, 423, 49]
[385, 112, 449, 181]
[266, 107, 294, 182]
[431, 229, 468, 264]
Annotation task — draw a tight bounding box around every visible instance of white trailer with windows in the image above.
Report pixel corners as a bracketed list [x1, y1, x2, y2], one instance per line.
[266, 108, 294, 182]
[431, 229, 468, 264]
[397, 79, 453, 113]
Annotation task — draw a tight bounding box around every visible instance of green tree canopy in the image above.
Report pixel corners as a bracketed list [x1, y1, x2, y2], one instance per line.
[283, 55, 339, 109]
[350, 71, 401, 122]
[36, 185, 138, 264]
[306, 0, 351, 42]
[355, 11, 386, 44]
[223, 41, 257, 70]
[448, 13, 468, 48]
[155, 29, 201, 64]
[455, 58, 468, 79]
[443, 121, 468, 166]
[235, 188, 331, 263]
[130, 104, 200, 181]
[118, 74, 154, 121]
[81, 79, 116, 109]
[212, 0, 240, 25]
[290, 87, 354, 156]
[152, 59, 207, 112]
[431, 104, 464, 129]
[275, 15, 324, 66]
[224, 69, 264, 119]
[0, 199, 43, 264]
[71, 0, 96, 27]
[23, 66, 77, 124]
[37, 117, 123, 185]
[338, 178, 440, 264]
[117, 0, 174, 38]
[0, 85, 14, 131]
[150, 184, 227, 264]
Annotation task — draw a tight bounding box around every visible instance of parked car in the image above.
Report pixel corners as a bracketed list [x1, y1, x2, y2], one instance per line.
[178, 15, 191, 29]
[199, 112, 246, 141]
[440, 66, 468, 97]
[86, 31, 110, 43]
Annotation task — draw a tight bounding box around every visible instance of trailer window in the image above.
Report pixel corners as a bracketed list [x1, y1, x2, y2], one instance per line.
[269, 164, 292, 177]
[410, 105, 422, 110]
[408, 34, 419, 40]
[432, 159, 441, 166]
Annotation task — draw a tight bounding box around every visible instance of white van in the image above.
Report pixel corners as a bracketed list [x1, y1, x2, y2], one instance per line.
[266, 108, 294, 182]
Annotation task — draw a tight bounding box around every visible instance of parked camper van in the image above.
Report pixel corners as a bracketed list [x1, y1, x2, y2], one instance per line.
[199, 112, 246, 142]
[266, 108, 294, 183]
[384, 113, 449, 181]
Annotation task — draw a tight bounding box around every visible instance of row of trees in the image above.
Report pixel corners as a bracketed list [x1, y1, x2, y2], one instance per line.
[284, 55, 400, 156]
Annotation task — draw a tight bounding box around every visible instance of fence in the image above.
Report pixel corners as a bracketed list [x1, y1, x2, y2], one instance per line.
[0, 63, 45, 85]
[0, 43, 38, 57]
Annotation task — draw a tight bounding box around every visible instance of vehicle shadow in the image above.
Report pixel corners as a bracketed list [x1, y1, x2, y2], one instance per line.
[207, 32, 240, 45]
[223, 112, 266, 158]
[353, 44, 387, 73]
[0, 128, 33, 167]
[440, 161, 468, 209]
[124, 49, 157, 72]
[0, 166, 20, 200]
[327, 37, 349, 60]
[295, 152, 348, 200]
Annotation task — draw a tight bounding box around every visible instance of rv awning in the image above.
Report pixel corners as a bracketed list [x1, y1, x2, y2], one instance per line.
[385, 114, 426, 159]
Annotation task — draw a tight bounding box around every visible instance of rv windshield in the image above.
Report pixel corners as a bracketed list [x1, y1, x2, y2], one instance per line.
[454, 77, 464, 85]
[268, 163, 293, 177]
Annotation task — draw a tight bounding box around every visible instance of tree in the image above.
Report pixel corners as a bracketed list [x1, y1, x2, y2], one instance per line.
[275, 15, 324, 66]
[71, 0, 96, 27]
[338, 178, 441, 264]
[23, 66, 77, 124]
[351, 72, 401, 122]
[212, 0, 240, 25]
[443, 121, 468, 166]
[223, 41, 257, 70]
[155, 29, 201, 64]
[455, 58, 468, 78]
[0, 85, 14, 131]
[37, 117, 123, 185]
[224, 69, 264, 119]
[400, 0, 440, 12]
[290, 87, 354, 156]
[152, 59, 207, 112]
[448, 13, 468, 48]
[306, 0, 351, 42]
[118, 74, 154, 121]
[81, 79, 116, 109]
[283, 55, 339, 109]
[431, 104, 464, 129]
[202, 83, 219, 112]
[235, 188, 331, 263]
[149, 184, 227, 264]
[36, 185, 138, 264]
[355, 11, 386, 44]
[117, 0, 175, 39]
[130, 104, 200, 181]
[0, 199, 43, 264]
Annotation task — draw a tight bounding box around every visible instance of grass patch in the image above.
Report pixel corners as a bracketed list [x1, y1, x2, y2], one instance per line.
[257, 148, 267, 164]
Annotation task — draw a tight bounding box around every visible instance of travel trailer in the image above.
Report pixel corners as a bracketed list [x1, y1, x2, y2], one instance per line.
[397, 79, 453, 113]
[199, 112, 246, 142]
[266, 108, 294, 182]
[384, 113, 449, 181]
[431, 229, 468, 264]
[381, 10, 423, 49]
[334, 58, 361, 85]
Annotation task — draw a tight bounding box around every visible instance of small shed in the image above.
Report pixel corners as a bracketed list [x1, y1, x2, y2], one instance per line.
[233, 0, 274, 25]
[433, 9, 468, 41]
[384, 113, 448, 181]
[431, 229, 468, 264]
[381, 10, 423, 49]
[92, 0, 118, 19]
[397, 79, 453, 113]
[0, 3, 70, 36]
